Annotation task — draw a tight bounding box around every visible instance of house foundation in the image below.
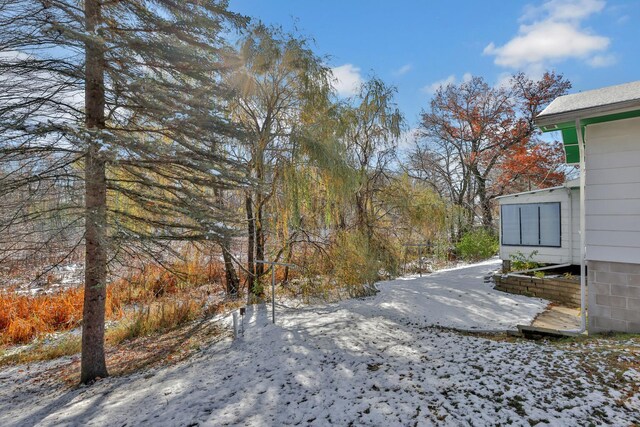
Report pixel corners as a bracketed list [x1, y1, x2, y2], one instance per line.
[588, 260, 640, 333]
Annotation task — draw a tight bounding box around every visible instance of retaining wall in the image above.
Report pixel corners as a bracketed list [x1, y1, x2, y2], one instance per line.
[493, 274, 582, 307]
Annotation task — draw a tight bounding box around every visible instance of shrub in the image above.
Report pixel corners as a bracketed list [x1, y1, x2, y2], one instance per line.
[509, 250, 540, 271]
[455, 229, 498, 261]
[329, 231, 381, 297]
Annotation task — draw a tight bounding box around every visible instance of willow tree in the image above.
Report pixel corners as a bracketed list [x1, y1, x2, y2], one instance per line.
[0, 0, 246, 383]
[341, 78, 403, 237]
[228, 24, 332, 295]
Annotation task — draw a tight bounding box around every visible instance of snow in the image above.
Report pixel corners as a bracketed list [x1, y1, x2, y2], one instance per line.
[1, 260, 638, 426]
[362, 258, 546, 331]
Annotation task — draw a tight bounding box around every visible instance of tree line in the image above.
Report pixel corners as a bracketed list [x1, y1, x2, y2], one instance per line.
[0, 0, 571, 383]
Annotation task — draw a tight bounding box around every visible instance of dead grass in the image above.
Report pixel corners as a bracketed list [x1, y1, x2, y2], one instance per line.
[108, 299, 205, 345]
[1, 315, 231, 386]
[0, 287, 121, 345]
[0, 337, 82, 367]
[0, 255, 232, 346]
[0, 294, 241, 382]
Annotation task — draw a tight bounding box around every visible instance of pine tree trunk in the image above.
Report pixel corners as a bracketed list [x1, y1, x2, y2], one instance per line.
[81, 0, 109, 384]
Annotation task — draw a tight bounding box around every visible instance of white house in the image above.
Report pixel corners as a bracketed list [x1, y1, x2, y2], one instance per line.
[497, 179, 580, 266]
[535, 80, 640, 334]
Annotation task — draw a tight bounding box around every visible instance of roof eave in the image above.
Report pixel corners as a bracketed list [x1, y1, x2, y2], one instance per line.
[535, 100, 640, 130]
[495, 184, 567, 201]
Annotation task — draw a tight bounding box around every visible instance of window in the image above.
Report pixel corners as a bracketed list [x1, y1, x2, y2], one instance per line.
[500, 202, 561, 247]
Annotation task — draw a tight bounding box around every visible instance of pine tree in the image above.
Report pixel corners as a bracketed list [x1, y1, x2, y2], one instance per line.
[0, 0, 247, 383]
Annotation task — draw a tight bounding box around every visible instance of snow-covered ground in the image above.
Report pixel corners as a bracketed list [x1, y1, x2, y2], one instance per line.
[1, 260, 638, 426]
[356, 258, 546, 331]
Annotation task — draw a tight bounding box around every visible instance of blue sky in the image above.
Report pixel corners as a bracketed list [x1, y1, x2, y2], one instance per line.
[229, 0, 639, 125]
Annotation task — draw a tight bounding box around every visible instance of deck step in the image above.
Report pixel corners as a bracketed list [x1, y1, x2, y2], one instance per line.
[517, 325, 583, 339]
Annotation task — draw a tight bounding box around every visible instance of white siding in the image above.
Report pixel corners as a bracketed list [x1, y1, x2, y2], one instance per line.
[585, 116, 640, 264]
[499, 187, 580, 265]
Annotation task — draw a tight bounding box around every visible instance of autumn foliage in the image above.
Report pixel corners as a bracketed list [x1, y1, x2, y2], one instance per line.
[496, 140, 567, 194]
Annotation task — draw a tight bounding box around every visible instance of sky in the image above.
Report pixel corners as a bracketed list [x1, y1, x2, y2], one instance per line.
[228, 0, 639, 127]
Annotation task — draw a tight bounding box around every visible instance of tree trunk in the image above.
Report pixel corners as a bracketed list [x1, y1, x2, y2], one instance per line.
[476, 175, 493, 229]
[81, 0, 109, 384]
[216, 189, 239, 298]
[282, 236, 296, 284]
[221, 242, 239, 297]
[245, 194, 255, 293]
[255, 198, 265, 281]
[355, 190, 370, 237]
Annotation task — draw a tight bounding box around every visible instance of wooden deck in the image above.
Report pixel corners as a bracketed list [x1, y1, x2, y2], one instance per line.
[531, 304, 582, 331]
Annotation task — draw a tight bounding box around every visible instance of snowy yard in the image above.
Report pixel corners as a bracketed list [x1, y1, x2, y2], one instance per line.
[1, 260, 638, 426]
[355, 259, 546, 331]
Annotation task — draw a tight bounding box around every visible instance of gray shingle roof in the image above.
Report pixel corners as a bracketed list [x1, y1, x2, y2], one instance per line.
[536, 80, 640, 126]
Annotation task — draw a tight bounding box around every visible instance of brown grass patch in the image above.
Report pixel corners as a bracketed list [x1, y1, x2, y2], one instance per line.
[0, 312, 231, 386]
[0, 256, 232, 346]
[0, 287, 121, 345]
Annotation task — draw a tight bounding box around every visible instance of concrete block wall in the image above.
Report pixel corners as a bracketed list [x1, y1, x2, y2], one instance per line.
[588, 260, 640, 333]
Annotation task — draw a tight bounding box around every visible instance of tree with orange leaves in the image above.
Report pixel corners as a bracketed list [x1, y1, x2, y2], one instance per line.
[410, 72, 570, 233]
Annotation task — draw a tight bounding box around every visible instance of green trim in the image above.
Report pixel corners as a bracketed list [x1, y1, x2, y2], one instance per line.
[539, 108, 640, 164]
[561, 128, 578, 146]
[564, 144, 580, 164]
[540, 109, 640, 132]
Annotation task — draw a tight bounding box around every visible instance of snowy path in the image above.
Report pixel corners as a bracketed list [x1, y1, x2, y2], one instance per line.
[1, 261, 638, 426]
[351, 258, 546, 331]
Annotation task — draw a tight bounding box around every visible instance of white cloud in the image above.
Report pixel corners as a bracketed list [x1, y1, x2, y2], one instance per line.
[484, 0, 611, 70]
[587, 53, 617, 67]
[422, 73, 472, 94]
[495, 72, 514, 89]
[422, 74, 456, 94]
[331, 64, 363, 97]
[522, 0, 605, 21]
[394, 63, 413, 76]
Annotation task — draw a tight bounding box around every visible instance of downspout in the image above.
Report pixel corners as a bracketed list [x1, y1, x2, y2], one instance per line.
[575, 118, 587, 333]
[566, 185, 573, 266]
